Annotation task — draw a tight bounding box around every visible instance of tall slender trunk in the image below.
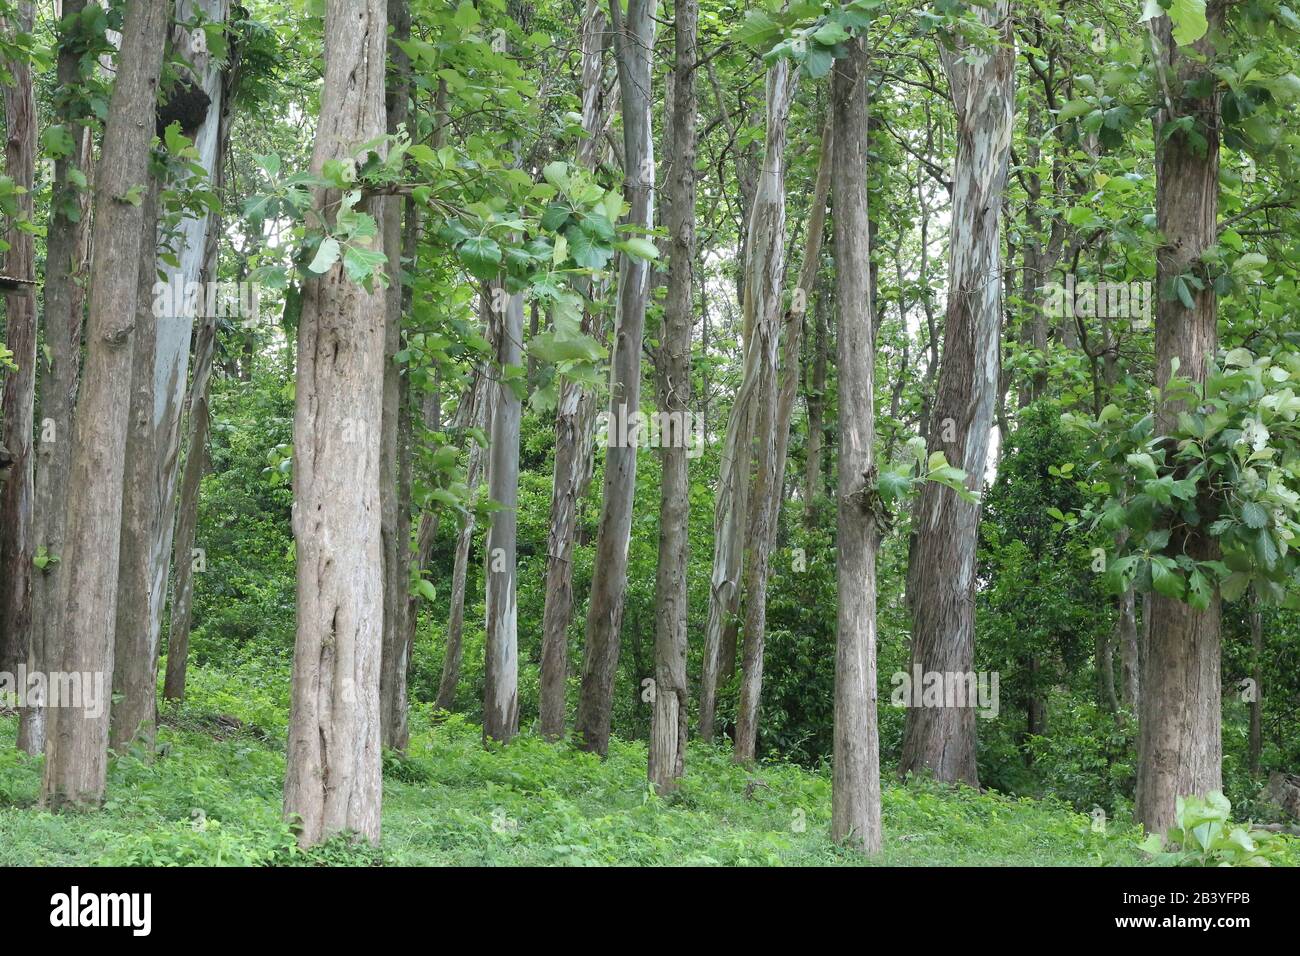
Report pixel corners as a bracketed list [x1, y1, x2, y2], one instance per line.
[573, 0, 655, 756]
[434, 369, 491, 712]
[283, 0, 388, 848]
[648, 0, 696, 793]
[162, 64, 235, 702]
[41, 0, 170, 809]
[379, 0, 413, 752]
[161, 313, 215, 703]
[110, 181, 162, 752]
[483, 280, 523, 745]
[830, 35, 882, 854]
[803, 272, 829, 520]
[1136, 6, 1224, 837]
[112, 1, 230, 751]
[538, 0, 609, 740]
[149, 0, 230, 647]
[900, 3, 1013, 786]
[20, 0, 94, 753]
[699, 61, 796, 744]
[1249, 592, 1262, 778]
[0, 2, 37, 691]
[735, 105, 829, 763]
[1117, 585, 1140, 711]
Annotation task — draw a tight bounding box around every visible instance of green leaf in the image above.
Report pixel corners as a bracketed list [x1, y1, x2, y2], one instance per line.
[1126, 452, 1158, 479]
[458, 235, 503, 280]
[812, 22, 851, 46]
[1241, 501, 1269, 529]
[1169, 0, 1209, 46]
[343, 244, 388, 285]
[1151, 556, 1186, 599]
[615, 237, 659, 261]
[308, 237, 341, 274]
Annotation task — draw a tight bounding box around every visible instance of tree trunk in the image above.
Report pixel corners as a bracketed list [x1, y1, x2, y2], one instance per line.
[830, 35, 882, 854]
[41, 0, 170, 810]
[110, 181, 162, 753]
[161, 317, 214, 704]
[379, 0, 413, 752]
[1249, 592, 1262, 778]
[20, 0, 93, 753]
[573, 0, 655, 757]
[648, 0, 696, 793]
[435, 369, 491, 712]
[483, 281, 523, 745]
[151, 1, 230, 638]
[1135, 7, 1224, 837]
[803, 272, 829, 521]
[162, 47, 238, 704]
[0, 2, 37, 690]
[283, 0, 388, 848]
[900, 3, 1013, 786]
[700, 60, 796, 744]
[735, 100, 828, 764]
[538, 0, 609, 741]
[1118, 584, 1140, 712]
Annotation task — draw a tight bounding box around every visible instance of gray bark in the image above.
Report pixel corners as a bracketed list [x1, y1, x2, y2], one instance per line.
[1136, 6, 1224, 836]
[830, 35, 882, 854]
[735, 107, 829, 763]
[648, 0, 696, 793]
[434, 368, 491, 712]
[483, 282, 523, 745]
[41, 0, 170, 809]
[110, 181, 162, 753]
[700, 60, 796, 744]
[20, 0, 93, 752]
[379, 0, 413, 752]
[283, 0, 388, 847]
[573, 0, 655, 756]
[538, 0, 609, 740]
[900, 3, 1014, 786]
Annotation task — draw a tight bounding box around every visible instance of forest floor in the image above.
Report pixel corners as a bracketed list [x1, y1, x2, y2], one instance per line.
[0, 662, 1232, 866]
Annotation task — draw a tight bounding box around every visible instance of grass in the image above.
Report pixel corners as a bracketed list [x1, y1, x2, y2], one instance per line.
[0, 665, 1285, 866]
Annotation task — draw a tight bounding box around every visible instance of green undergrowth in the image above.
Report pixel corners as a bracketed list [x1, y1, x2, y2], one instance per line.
[0, 665, 1291, 867]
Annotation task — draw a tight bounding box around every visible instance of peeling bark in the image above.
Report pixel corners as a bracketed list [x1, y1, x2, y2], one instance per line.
[901, 3, 1013, 787]
[830, 36, 882, 853]
[648, 0, 696, 793]
[1136, 6, 1224, 836]
[538, 0, 609, 740]
[283, 0, 388, 847]
[700, 60, 796, 744]
[20, 0, 93, 753]
[573, 0, 655, 756]
[41, 0, 170, 809]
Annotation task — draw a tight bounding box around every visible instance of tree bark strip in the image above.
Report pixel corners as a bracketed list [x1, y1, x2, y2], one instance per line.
[41, 0, 170, 809]
[830, 35, 882, 853]
[573, 0, 655, 756]
[20, 0, 94, 752]
[900, 3, 1013, 786]
[1135, 6, 1224, 836]
[283, 0, 388, 847]
[648, 0, 696, 792]
[538, 0, 610, 740]
[699, 60, 796, 744]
